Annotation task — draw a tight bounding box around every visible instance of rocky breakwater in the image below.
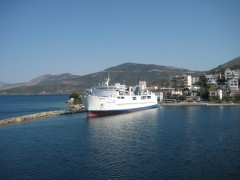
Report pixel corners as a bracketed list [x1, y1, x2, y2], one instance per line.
[0, 110, 64, 126]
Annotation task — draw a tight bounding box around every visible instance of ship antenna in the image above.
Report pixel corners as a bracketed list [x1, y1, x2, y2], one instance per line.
[105, 74, 110, 86]
[137, 76, 141, 95]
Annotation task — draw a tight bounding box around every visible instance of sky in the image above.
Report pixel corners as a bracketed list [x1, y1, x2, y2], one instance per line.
[0, 0, 240, 83]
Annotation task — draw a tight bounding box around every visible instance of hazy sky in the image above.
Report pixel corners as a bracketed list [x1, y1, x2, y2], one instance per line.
[1, 0, 240, 83]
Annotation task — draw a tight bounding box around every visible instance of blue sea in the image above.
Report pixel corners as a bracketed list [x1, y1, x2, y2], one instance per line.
[0, 94, 69, 120]
[0, 95, 240, 180]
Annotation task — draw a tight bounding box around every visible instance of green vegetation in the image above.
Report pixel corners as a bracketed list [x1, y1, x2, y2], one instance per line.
[222, 94, 231, 101]
[69, 92, 83, 104]
[168, 95, 187, 102]
[0, 58, 239, 95]
[177, 95, 187, 101]
[197, 75, 209, 100]
[210, 96, 221, 102]
[233, 94, 240, 103]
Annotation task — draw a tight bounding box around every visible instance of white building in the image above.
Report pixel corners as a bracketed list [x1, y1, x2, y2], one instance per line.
[209, 88, 223, 100]
[187, 75, 192, 87]
[228, 78, 239, 91]
[225, 68, 239, 80]
[171, 90, 183, 96]
[191, 86, 201, 92]
[205, 74, 219, 85]
[219, 85, 229, 94]
[192, 77, 199, 85]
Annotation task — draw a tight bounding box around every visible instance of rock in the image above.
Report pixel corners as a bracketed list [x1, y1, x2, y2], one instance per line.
[0, 110, 64, 127]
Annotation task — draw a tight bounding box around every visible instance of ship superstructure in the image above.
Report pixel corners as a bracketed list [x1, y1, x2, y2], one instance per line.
[82, 76, 157, 117]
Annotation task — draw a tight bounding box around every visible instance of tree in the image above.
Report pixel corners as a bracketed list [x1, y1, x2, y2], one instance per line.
[222, 94, 230, 101]
[69, 92, 82, 104]
[177, 95, 187, 101]
[210, 96, 220, 102]
[198, 75, 208, 88]
[197, 88, 209, 100]
[198, 75, 209, 100]
[233, 94, 240, 102]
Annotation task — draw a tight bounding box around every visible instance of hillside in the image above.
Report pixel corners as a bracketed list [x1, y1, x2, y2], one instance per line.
[209, 56, 240, 73]
[0, 63, 201, 94]
[58, 62, 201, 89]
[25, 73, 82, 86]
[216, 56, 240, 69]
[0, 82, 25, 90]
[1, 56, 239, 94]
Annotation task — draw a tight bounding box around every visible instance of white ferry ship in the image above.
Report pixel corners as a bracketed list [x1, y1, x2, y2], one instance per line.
[82, 76, 158, 117]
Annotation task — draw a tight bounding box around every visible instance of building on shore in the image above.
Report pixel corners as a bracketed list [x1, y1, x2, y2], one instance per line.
[191, 77, 199, 85]
[148, 68, 239, 102]
[227, 78, 239, 91]
[209, 87, 223, 100]
[146, 86, 164, 102]
[225, 68, 239, 80]
[169, 74, 192, 88]
[158, 87, 175, 100]
[205, 74, 219, 85]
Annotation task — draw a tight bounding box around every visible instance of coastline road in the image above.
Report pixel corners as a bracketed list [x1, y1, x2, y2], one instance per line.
[159, 102, 240, 106]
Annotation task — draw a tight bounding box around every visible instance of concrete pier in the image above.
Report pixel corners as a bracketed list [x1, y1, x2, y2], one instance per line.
[0, 110, 64, 127]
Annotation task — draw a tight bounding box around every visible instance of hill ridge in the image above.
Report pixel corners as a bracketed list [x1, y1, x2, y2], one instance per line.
[1, 56, 239, 94]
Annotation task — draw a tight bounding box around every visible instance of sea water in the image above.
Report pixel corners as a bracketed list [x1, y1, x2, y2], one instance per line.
[0, 94, 69, 120]
[0, 95, 240, 179]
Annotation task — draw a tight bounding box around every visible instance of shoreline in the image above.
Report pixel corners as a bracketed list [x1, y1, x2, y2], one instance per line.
[159, 102, 240, 106]
[1, 103, 239, 126]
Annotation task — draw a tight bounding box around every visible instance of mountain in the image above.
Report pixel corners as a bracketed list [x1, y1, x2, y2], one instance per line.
[0, 82, 8, 87]
[1, 56, 239, 94]
[0, 63, 201, 94]
[216, 56, 240, 69]
[25, 73, 82, 86]
[87, 63, 201, 86]
[0, 73, 86, 94]
[0, 82, 25, 90]
[209, 56, 240, 73]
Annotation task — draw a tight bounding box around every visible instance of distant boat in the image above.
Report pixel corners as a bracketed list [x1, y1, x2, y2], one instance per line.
[82, 76, 157, 117]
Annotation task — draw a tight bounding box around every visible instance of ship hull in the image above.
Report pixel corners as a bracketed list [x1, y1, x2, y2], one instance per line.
[83, 95, 158, 117]
[88, 104, 157, 117]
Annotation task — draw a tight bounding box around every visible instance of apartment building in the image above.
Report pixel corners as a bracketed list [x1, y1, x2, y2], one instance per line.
[225, 68, 239, 80]
[228, 78, 239, 91]
[170, 74, 192, 88]
[205, 74, 219, 85]
[191, 77, 199, 85]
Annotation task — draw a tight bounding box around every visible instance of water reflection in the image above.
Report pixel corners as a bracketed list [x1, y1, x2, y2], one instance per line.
[1, 106, 239, 179]
[85, 108, 160, 179]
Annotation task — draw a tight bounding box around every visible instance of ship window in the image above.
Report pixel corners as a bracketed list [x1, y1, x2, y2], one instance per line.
[121, 97, 125, 99]
[132, 97, 137, 100]
[117, 97, 120, 99]
[141, 96, 147, 100]
[147, 96, 151, 99]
